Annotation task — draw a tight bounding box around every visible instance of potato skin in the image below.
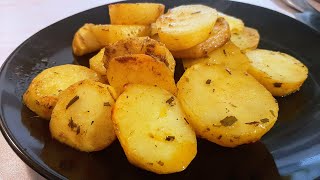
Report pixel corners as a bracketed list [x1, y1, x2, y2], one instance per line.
[23, 64, 103, 120]
[112, 84, 197, 174]
[156, 5, 218, 51]
[231, 27, 260, 51]
[109, 3, 165, 25]
[72, 24, 150, 56]
[50, 80, 116, 152]
[218, 12, 245, 33]
[177, 64, 279, 147]
[246, 49, 308, 96]
[171, 17, 231, 59]
[182, 41, 250, 72]
[106, 54, 177, 95]
[103, 37, 175, 73]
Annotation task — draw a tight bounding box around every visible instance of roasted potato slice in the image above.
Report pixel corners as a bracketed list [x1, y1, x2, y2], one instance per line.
[106, 54, 177, 95]
[89, 48, 108, 81]
[218, 12, 245, 33]
[182, 41, 250, 72]
[246, 49, 308, 96]
[104, 37, 175, 73]
[231, 27, 260, 51]
[23, 64, 103, 120]
[171, 17, 231, 59]
[112, 84, 197, 174]
[177, 64, 279, 147]
[109, 3, 165, 25]
[72, 24, 150, 56]
[50, 80, 116, 152]
[155, 5, 218, 51]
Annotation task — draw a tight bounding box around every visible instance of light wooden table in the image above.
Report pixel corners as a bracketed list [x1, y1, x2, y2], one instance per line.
[0, 0, 294, 179]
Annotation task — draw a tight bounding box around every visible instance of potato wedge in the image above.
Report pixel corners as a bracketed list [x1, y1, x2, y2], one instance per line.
[231, 27, 260, 51]
[106, 54, 177, 95]
[50, 80, 116, 152]
[246, 49, 308, 96]
[177, 64, 278, 147]
[72, 24, 150, 56]
[182, 41, 250, 72]
[112, 84, 197, 174]
[171, 17, 231, 59]
[155, 5, 218, 51]
[218, 12, 245, 33]
[89, 48, 108, 81]
[23, 64, 104, 120]
[109, 3, 165, 25]
[103, 37, 175, 73]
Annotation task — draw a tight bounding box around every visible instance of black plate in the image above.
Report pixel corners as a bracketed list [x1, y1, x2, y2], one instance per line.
[1, 0, 320, 179]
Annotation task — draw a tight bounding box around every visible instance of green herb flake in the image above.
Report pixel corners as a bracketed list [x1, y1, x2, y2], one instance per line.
[165, 136, 175, 141]
[166, 96, 175, 106]
[220, 116, 238, 126]
[66, 95, 79, 109]
[260, 118, 269, 123]
[273, 83, 282, 88]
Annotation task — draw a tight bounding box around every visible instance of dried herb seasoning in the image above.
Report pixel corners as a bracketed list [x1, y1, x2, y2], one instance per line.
[184, 118, 189, 124]
[212, 89, 215, 93]
[245, 121, 259, 125]
[223, 49, 227, 56]
[218, 135, 222, 140]
[157, 161, 164, 166]
[225, 68, 232, 75]
[76, 126, 80, 135]
[270, 110, 275, 117]
[206, 79, 211, 84]
[191, 11, 201, 14]
[260, 118, 269, 123]
[166, 96, 175, 106]
[91, 121, 94, 125]
[104, 102, 111, 106]
[165, 136, 175, 141]
[220, 116, 237, 126]
[273, 82, 282, 88]
[68, 117, 77, 129]
[66, 95, 79, 109]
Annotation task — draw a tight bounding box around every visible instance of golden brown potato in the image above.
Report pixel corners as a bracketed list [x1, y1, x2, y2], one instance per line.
[109, 3, 165, 25]
[106, 54, 177, 95]
[171, 17, 231, 59]
[231, 27, 260, 51]
[155, 5, 218, 51]
[103, 37, 175, 73]
[89, 48, 108, 81]
[182, 41, 250, 72]
[50, 80, 116, 152]
[246, 49, 308, 96]
[112, 84, 197, 174]
[177, 64, 279, 147]
[72, 24, 150, 56]
[23, 64, 104, 120]
[218, 12, 245, 33]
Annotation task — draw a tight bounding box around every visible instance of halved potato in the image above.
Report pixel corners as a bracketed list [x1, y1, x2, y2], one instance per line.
[171, 17, 231, 59]
[72, 24, 150, 56]
[182, 41, 250, 72]
[155, 5, 218, 51]
[89, 48, 107, 81]
[218, 12, 245, 33]
[246, 49, 308, 96]
[103, 37, 175, 73]
[106, 54, 177, 95]
[112, 84, 197, 174]
[109, 3, 165, 25]
[231, 27, 260, 51]
[177, 64, 279, 147]
[50, 80, 117, 152]
[23, 64, 104, 120]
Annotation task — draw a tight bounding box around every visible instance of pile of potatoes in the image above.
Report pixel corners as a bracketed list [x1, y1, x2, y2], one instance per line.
[23, 3, 308, 174]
